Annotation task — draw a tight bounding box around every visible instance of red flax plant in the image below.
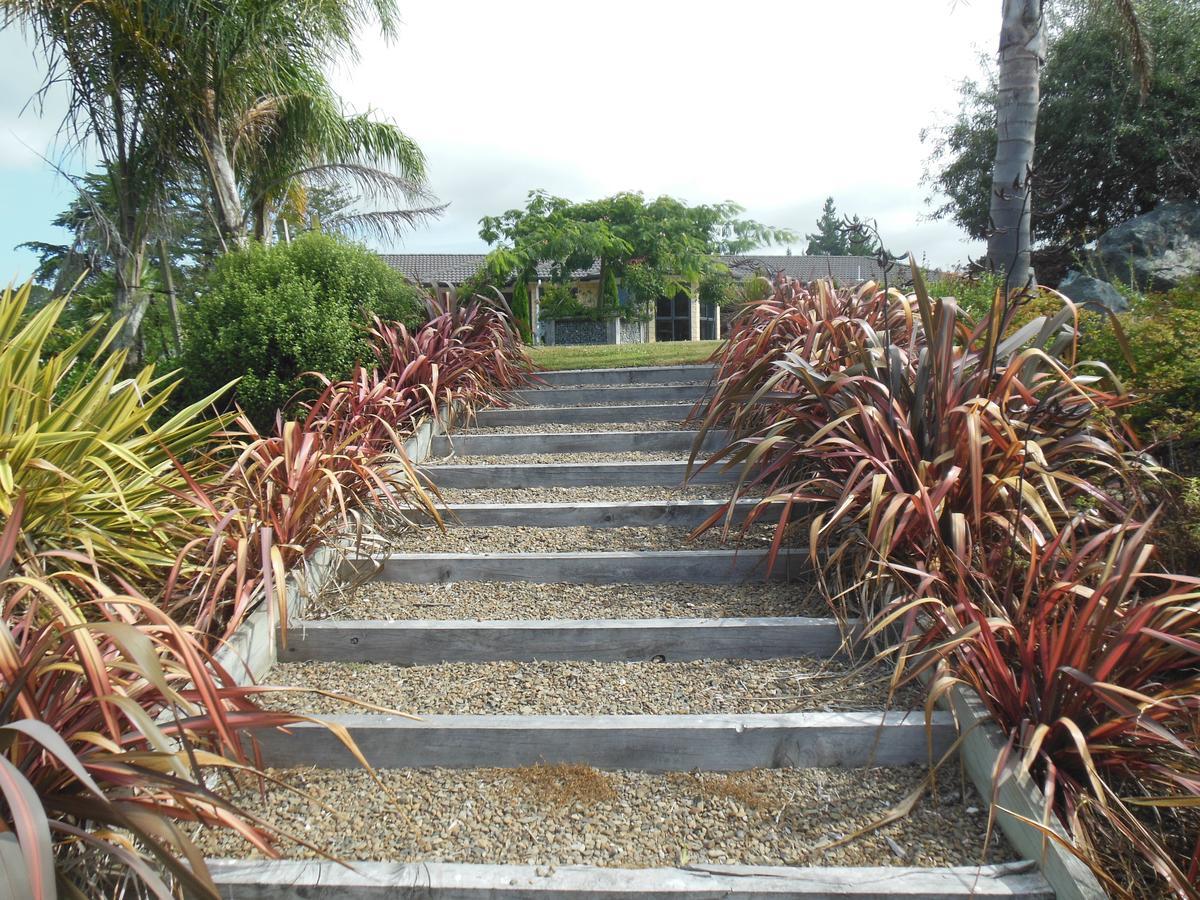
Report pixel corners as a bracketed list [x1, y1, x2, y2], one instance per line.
[370, 292, 536, 432]
[688, 264, 1149, 624]
[885, 519, 1200, 898]
[691, 275, 920, 441]
[170, 410, 440, 649]
[0, 501, 352, 899]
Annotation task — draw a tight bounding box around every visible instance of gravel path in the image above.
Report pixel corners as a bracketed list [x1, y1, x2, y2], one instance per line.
[428, 452, 703, 466]
[384, 524, 785, 554]
[259, 658, 909, 716]
[309, 580, 825, 621]
[435, 484, 760, 504]
[193, 764, 1013, 868]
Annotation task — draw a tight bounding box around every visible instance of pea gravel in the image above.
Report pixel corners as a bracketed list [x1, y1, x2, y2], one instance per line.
[385, 524, 785, 554]
[259, 658, 908, 716]
[193, 764, 1014, 868]
[309, 580, 824, 621]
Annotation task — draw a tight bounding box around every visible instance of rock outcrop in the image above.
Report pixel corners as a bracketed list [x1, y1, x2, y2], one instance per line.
[1095, 201, 1200, 292]
[1058, 272, 1128, 312]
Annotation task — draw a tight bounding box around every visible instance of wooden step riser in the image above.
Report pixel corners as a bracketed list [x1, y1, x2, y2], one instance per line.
[429, 430, 724, 456]
[535, 364, 714, 387]
[438, 499, 770, 528]
[280, 616, 845, 665]
[342, 550, 807, 585]
[474, 404, 693, 426]
[512, 384, 707, 407]
[250, 712, 954, 772]
[427, 462, 732, 488]
[208, 859, 1054, 899]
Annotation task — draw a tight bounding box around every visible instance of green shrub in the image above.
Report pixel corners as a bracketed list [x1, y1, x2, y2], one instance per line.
[1081, 277, 1200, 448]
[181, 233, 425, 425]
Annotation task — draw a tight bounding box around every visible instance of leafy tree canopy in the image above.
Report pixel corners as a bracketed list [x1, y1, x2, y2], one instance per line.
[924, 0, 1200, 257]
[478, 191, 796, 306]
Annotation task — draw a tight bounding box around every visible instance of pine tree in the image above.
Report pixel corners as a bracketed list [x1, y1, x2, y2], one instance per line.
[804, 197, 850, 255]
[846, 216, 880, 257]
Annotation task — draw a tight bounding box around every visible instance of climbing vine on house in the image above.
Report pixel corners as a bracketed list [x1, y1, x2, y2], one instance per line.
[479, 191, 795, 320]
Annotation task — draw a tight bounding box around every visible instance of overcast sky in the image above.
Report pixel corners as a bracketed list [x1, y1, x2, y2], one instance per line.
[0, 1, 999, 281]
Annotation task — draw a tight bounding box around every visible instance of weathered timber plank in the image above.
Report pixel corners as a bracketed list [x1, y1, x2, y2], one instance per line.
[429, 429, 726, 456]
[426, 461, 734, 488]
[438, 499, 768, 528]
[208, 859, 1053, 899]
[474, 404, 695, 426]
[511, 384, 706, 407]
[342, 549, 808, 585]
[536, 364, 714, 387]
[251, 711, 954, 771]
[280, 616, 842, 664]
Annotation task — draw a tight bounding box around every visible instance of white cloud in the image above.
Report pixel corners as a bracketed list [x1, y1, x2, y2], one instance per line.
[332, 0, 999, 267]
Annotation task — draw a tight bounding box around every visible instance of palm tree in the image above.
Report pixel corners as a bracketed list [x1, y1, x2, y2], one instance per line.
[5, 0, 185, 355]
[240, 78, 443, 244]
[987, 0, 1150, 292]
[151, 0, 438, 249]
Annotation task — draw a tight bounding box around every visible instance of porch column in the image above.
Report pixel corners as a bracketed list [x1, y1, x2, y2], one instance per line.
[531, 280, 542, 344]
[689, 280, 701, 342]
[713, 303, 721, 340]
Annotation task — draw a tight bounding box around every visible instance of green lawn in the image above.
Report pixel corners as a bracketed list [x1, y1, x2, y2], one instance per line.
[529, 340, 721, 371]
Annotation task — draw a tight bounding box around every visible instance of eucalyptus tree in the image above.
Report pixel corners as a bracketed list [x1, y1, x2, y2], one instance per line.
[987, 0, 1149, 291]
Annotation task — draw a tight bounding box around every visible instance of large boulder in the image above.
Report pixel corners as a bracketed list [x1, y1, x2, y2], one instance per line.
[1095, 201, 1200, 292]
[1058, 271, 1128, 313]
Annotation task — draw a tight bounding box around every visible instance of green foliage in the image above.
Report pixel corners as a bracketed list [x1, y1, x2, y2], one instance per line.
[925, 0, 1200, 255]
[805, 197, 848, 255]
[803, 198, 881, 256]
[511, 277, 532, 342]
[480, 190, 795, 313]
[599, 265, 619, 309]
[926, 271, 1005, 322]
[180, 233, 424, 426]
[1082, 277, 1200, 444]
[538, 283, 605, 322]
[698, 268, 742, 309]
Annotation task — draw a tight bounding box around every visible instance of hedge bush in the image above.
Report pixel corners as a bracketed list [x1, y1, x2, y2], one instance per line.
[1081, 277, 1200, 452]
[181, 233, 425, 426]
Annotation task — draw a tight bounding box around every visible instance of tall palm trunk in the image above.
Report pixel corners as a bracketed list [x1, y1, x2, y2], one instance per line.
[112, 246, 151, 362]
[987, 0, 1046, 294]
[199, 113, 246, 249]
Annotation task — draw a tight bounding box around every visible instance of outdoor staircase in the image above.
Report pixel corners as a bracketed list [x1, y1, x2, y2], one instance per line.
[210, 364, 1056, 898]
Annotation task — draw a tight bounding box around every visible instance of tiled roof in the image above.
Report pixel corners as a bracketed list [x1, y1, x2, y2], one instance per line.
[719, 255, 912, 286]
[380, 253, 909, 286]
[379, 253, 599, 284]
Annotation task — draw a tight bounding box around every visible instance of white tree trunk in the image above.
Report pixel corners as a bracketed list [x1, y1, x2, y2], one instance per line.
[112, 247, 151, 360]
[987, 0, 1045, 294]
[200, 120, 246, 249]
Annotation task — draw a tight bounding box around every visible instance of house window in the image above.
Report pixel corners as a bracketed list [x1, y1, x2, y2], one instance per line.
[699, 302, 716, 340]
[655, 291, 692, 341]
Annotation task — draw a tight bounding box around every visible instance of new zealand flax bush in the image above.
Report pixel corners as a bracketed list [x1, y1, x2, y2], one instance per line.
[691, 266, 1196, 895]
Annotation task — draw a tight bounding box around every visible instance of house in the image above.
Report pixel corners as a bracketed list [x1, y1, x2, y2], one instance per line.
[379, 253, 912, 345]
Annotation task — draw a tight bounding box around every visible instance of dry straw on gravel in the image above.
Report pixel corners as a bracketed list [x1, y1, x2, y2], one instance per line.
[194, 764, 1015, 868]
